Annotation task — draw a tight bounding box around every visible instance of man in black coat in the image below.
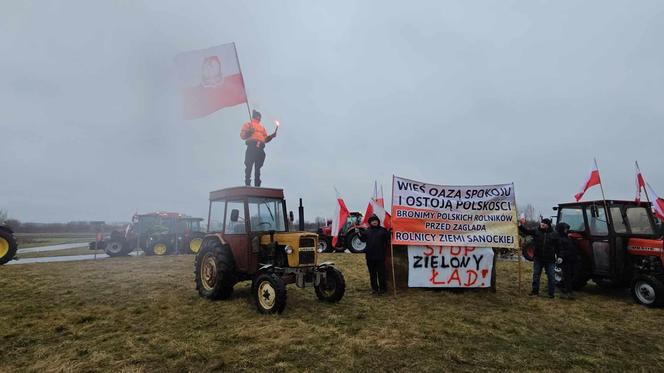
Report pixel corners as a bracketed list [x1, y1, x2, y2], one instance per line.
[556, 222, 578, 299]
[357, 215, 389, 294]
[519, 217, 560, 298]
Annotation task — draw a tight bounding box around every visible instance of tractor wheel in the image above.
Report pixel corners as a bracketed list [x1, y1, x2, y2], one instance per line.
[104, 239, 131, 257]
[318, 236, 333, 253]
[187, 234, 205, 255]
[252, 272, 287, 314]
[630, 275, 664, 308]
[149, 241, 171, 256]
[315, 267, 346, 303]
[195, 241, 235, 300]
[522, 243, 535, 262]
[345, 231, 367, 254]
[0, 229, 18, 265]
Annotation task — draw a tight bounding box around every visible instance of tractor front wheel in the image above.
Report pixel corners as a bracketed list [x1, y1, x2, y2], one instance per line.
[195, 242, 235, 300]
[104, 239, 131, 257]
[315, 267, 346, 303]
[318, 236, 333, 253]
[252, 272, 287, 314]
[0, 229, 18, 265]
[630, 275, 664, 308]
[346, 231, 367, 254]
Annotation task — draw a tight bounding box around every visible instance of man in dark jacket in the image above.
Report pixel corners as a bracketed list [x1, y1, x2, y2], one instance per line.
[556, 222, 578, 299]
[519, 217, 560, 298]
[357, 215, 389, 294]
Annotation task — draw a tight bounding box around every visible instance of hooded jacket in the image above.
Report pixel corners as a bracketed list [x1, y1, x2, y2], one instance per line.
[519, 224, 559, 263]
[358, 217, 390, 261]
[556, 223, 578, 261]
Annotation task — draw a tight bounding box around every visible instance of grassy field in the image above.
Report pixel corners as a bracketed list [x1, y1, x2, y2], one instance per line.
[1, 254, 664, 372]
[15, 233, 95, 248]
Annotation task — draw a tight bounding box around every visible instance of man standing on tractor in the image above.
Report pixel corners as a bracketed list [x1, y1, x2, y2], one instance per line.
[556, 222, 578, 299]
[357, 215, 389, 295]
[240, 110, 276, 187]
[519, 217, 559, 298]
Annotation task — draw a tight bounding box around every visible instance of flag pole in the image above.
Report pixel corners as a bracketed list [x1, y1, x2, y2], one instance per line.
[390, 175, 397, 296]
[595, 158, 613, 225]
[232, 42, 253, 122]
[637, 161, 651, 203]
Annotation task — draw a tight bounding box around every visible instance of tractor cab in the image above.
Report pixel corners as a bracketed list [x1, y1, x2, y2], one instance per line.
[554, 200, 664, 307]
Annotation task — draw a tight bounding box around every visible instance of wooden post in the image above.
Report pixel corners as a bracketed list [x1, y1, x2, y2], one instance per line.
[390, 242, 397, 296]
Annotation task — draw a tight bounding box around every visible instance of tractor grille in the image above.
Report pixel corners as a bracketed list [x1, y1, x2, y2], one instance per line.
[300, 237, 316, 248]
[299, 250, 315, 265]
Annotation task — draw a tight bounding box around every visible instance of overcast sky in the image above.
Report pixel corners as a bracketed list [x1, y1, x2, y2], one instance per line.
[1, 0, 663, 223]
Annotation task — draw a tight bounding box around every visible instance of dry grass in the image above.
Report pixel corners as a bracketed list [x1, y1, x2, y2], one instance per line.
[2, 254, 664, 372]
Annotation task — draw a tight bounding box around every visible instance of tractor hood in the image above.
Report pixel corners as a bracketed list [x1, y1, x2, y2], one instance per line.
[627, 238, 664, 262]
[260, 231, 318, 248]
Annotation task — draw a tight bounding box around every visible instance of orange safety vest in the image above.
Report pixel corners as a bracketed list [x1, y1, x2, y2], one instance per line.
[240, 120, 269, 144]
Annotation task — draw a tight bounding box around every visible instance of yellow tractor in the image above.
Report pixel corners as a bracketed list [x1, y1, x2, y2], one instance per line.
[194, 186, 346, 314]
[0, 225, 18, 265]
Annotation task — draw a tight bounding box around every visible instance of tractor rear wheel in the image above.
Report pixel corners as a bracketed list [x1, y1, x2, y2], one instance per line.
[346, 231, 367, 254]
[522, 243, 535, 262]
[149, 241, 170, 256]
[315, 267, 346, 303]
[252, 272, 287, 314]
[104, 239, 131, 257]
[630, 275, 664, 308]
[0, 229, 17, 265]
[195, 241, 235, 300]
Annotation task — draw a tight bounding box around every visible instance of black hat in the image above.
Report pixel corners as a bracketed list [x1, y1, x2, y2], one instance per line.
[368, 214, 380, 224]
[556, 222, 570, 235]
[252, 110, 261, 120]
[541, 218, 552, 226]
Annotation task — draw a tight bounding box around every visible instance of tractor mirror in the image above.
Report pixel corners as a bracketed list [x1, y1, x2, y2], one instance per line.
[230, 209, 240, 222]
[289, 211, 295, 223]
[552, 207, 558, 211]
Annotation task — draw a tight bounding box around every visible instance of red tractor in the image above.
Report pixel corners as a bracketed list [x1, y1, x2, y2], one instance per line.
[548, 200, 664, 307]
[317, 212, 367, 253]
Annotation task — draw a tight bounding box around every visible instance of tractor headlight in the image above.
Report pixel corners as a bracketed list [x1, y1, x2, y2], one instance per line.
[285, 245, 294, 255]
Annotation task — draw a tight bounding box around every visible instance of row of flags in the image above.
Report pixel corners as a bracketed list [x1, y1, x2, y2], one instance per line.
[331, 182, 392, 247]
[576, 159, 664, 220]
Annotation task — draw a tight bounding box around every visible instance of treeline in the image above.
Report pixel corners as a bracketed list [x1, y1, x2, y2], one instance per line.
[3, 220, 126, 234]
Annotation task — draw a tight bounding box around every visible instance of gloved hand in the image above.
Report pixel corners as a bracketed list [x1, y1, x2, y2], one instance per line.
[556, 257, 563, 264]
[246, 126, 255, 136]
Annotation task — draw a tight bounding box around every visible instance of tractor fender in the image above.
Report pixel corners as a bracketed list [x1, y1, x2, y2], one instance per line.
[257, 264, 275, 273]
[202, 233, 227, 247]
[317, 261, 336, 269]
[0, 225, 14, 235]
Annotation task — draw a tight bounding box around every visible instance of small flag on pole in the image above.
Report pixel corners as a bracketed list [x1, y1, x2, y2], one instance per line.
[645, 183, 664, 221]
[575, 159, 602, 202]
[635, 161, 647, 204]
[175, 43, 248, 119]
[331, 188, 350, 247]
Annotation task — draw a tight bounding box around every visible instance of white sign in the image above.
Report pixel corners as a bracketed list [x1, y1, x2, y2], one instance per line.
[407, 246, 494, 288]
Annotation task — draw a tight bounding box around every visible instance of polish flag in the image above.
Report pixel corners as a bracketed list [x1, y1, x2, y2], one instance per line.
[645, 183, 664, 221]
[362, 182, 391, 228]
[575, 159, 602, 202]
[175, 43, 248, 119]
[635, 162, 646, 204]
[331, 189, 350, 247]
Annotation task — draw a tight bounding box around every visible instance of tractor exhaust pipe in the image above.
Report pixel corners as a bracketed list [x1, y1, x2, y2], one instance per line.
[299, 198, 305, 231]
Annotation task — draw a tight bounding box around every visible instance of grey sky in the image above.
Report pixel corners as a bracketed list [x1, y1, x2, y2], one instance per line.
[1, 0, 663, 223]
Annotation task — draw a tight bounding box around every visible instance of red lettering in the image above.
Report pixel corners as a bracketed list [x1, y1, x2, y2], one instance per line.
[430, 268, 446, 285]
[464, 270, 478, 286]
[450, 247, 462, 256]
[424, 246, 434, 256]
[447, 269, 461, 285]
[464, 247, 475, 256]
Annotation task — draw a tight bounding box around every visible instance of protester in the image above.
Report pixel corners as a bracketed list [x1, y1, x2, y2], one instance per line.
[357, 215, 390, 295]
[556, 222, 578, 299]
[519, 217, 560, 298]
[239, 110, 276, 187]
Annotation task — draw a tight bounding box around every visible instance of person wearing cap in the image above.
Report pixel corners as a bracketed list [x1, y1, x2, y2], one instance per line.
[556, 222, 578, 299]
[240, 110, 276, 187]
[518, 217, 560, 298]
[356, 215, 390, 295]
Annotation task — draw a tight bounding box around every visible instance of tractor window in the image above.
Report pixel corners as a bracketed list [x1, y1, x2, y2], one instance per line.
[610, 207, 628, 234]
[225, 201, 247, 234]
[559, 208, 585, 232]
[626, 207, 655, 235]
[588, 205, 609, 236]
[248, 198, 286, 232]
[209, 201, 225, 232]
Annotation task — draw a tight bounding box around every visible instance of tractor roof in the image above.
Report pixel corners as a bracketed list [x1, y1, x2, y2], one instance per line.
[136, 211, 187, 218]
[557, 200, 652, 208]
[209, 186, 284, 201]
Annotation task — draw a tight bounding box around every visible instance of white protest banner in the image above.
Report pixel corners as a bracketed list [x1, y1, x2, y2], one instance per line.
[408, 246, 494, 288]
[391, 176, 518, 248]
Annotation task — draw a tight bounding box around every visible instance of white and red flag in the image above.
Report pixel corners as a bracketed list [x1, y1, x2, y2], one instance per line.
[635, 161, 647, 204]
[575, 159, 602, 202]
[331, 189, 350, 247]
[645, 183, 664, 221]
[175, 43, 248, 119]
[362, 181, 391, 228]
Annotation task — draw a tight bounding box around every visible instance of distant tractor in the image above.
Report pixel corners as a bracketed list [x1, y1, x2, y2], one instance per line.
[0, 224, 17, 265]
[195, 186, 346, 314]
[550, 200, 664, 307]
[91, 212, 205, 257]
[317, 212, 367, 253]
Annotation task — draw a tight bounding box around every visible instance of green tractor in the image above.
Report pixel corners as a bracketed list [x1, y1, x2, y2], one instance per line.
[0, 224, 18, 265]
